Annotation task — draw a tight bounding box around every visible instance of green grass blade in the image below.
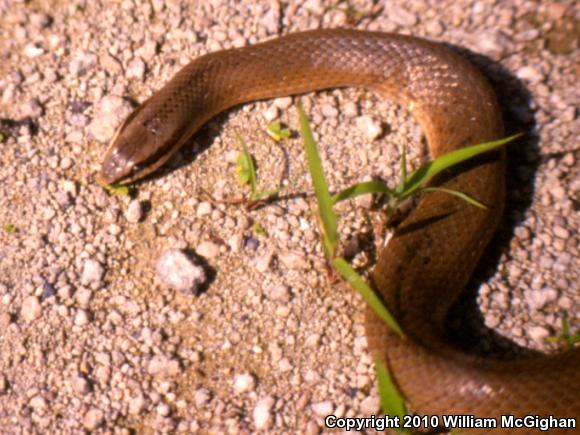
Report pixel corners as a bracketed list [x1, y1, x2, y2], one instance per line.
[331, 180, 394, 205]
[395, 141, 408, 195]
[420, 187, 487, 209]
[561, 316, 580, 348]
[298, 100, 338, 258]
[235, 132, 258, 198]
[375, 357, 407, 421]
[332, 257, 404, 338]
[402, 133, 522, 199]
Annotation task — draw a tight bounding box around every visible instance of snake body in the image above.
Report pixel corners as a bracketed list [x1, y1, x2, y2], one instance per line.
[98, 30, 580, 429]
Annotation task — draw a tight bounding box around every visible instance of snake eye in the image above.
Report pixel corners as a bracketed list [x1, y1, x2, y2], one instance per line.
[131, 163, 144, 174]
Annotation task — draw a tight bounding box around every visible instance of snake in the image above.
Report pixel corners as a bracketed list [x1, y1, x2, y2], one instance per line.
[97, 29, 580, 431]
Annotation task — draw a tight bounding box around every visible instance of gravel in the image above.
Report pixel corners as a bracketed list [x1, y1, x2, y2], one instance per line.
[0, 0, 577, 433]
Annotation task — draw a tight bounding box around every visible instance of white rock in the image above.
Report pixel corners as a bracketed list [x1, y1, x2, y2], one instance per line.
[356, 115, 382, 140]
[233, 373, 256, 394]
[74, 309, 90, 326]
[196, 241, 220, 259]
[155, 249, 206, 294]
[125, 200, 144, 223]
[516, 66, 544, 84]
[253, 396, 275, 430]
[127, 57, 146, 81]
[81, 259, 105, 286]
[311, 400, 333, 416]
[263, 105, 279, 122]
[196, 202, 212, 217]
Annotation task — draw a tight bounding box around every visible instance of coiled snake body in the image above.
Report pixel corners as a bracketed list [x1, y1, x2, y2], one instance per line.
[98, 30, 580, 431]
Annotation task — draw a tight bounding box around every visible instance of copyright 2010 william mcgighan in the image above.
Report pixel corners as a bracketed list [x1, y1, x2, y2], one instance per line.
[324, 414, 577, 432]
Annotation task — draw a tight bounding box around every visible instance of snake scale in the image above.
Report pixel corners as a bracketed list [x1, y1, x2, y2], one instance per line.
[97, 29, 580, 431]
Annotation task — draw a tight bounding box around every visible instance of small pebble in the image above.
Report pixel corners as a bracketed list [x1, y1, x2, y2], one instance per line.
[194, 388, 211, 407]
[125, 200, 144, 223]
[71, 375, 90, 394]
[83, 408, 104, 430]
[356, 115, 382, 140]
[311, 400, 333, 417]
[21, 296, 42, 322]
[29, 395, 47, 410]
[528, 326, 550, 342]
[263, 105, 279, 122]
[74, 309, 90, 326]
[196, 241, 220, 259]
[253, 396, 275, 430]
[129, 394, 146, 414]
[147, 355, 182, 378]
[81, 259, 105, 286]
[266, 284, 291, 302]
[196, 202, 212, 217]
[553, 226, 569, 239]
[389, 6, 418, 26]
[126, 57, 146, 81]
[233, 373, 256, 394]
[359, 396, 380, 414]
[255, 251, 273, 272]
[278, 251, 307, 270]
[22, 99, 43, 118]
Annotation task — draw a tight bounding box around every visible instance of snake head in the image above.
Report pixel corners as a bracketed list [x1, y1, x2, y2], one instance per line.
[96, 102, 181, 186]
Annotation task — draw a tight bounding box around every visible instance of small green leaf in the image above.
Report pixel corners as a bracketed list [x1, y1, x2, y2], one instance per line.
[252, 222, 267, 236]
[375, 357, 407, 420]
[0, 132, 5, 142]
[402, 133, 522, 199]
[331, 180, 394, 205]
[235, 132, 258, 196]
[332, 257, 404, 338]
[105, 184, 130, 196]
[419, 187, 487, 209]
[546, 316, 580, 349]
[3, 224, 17, 234]
[298, 100, 338, 259]
[266, 121, 291, 141]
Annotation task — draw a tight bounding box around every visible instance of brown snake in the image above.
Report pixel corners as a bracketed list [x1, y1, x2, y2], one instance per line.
[97, 29, 580, 431]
